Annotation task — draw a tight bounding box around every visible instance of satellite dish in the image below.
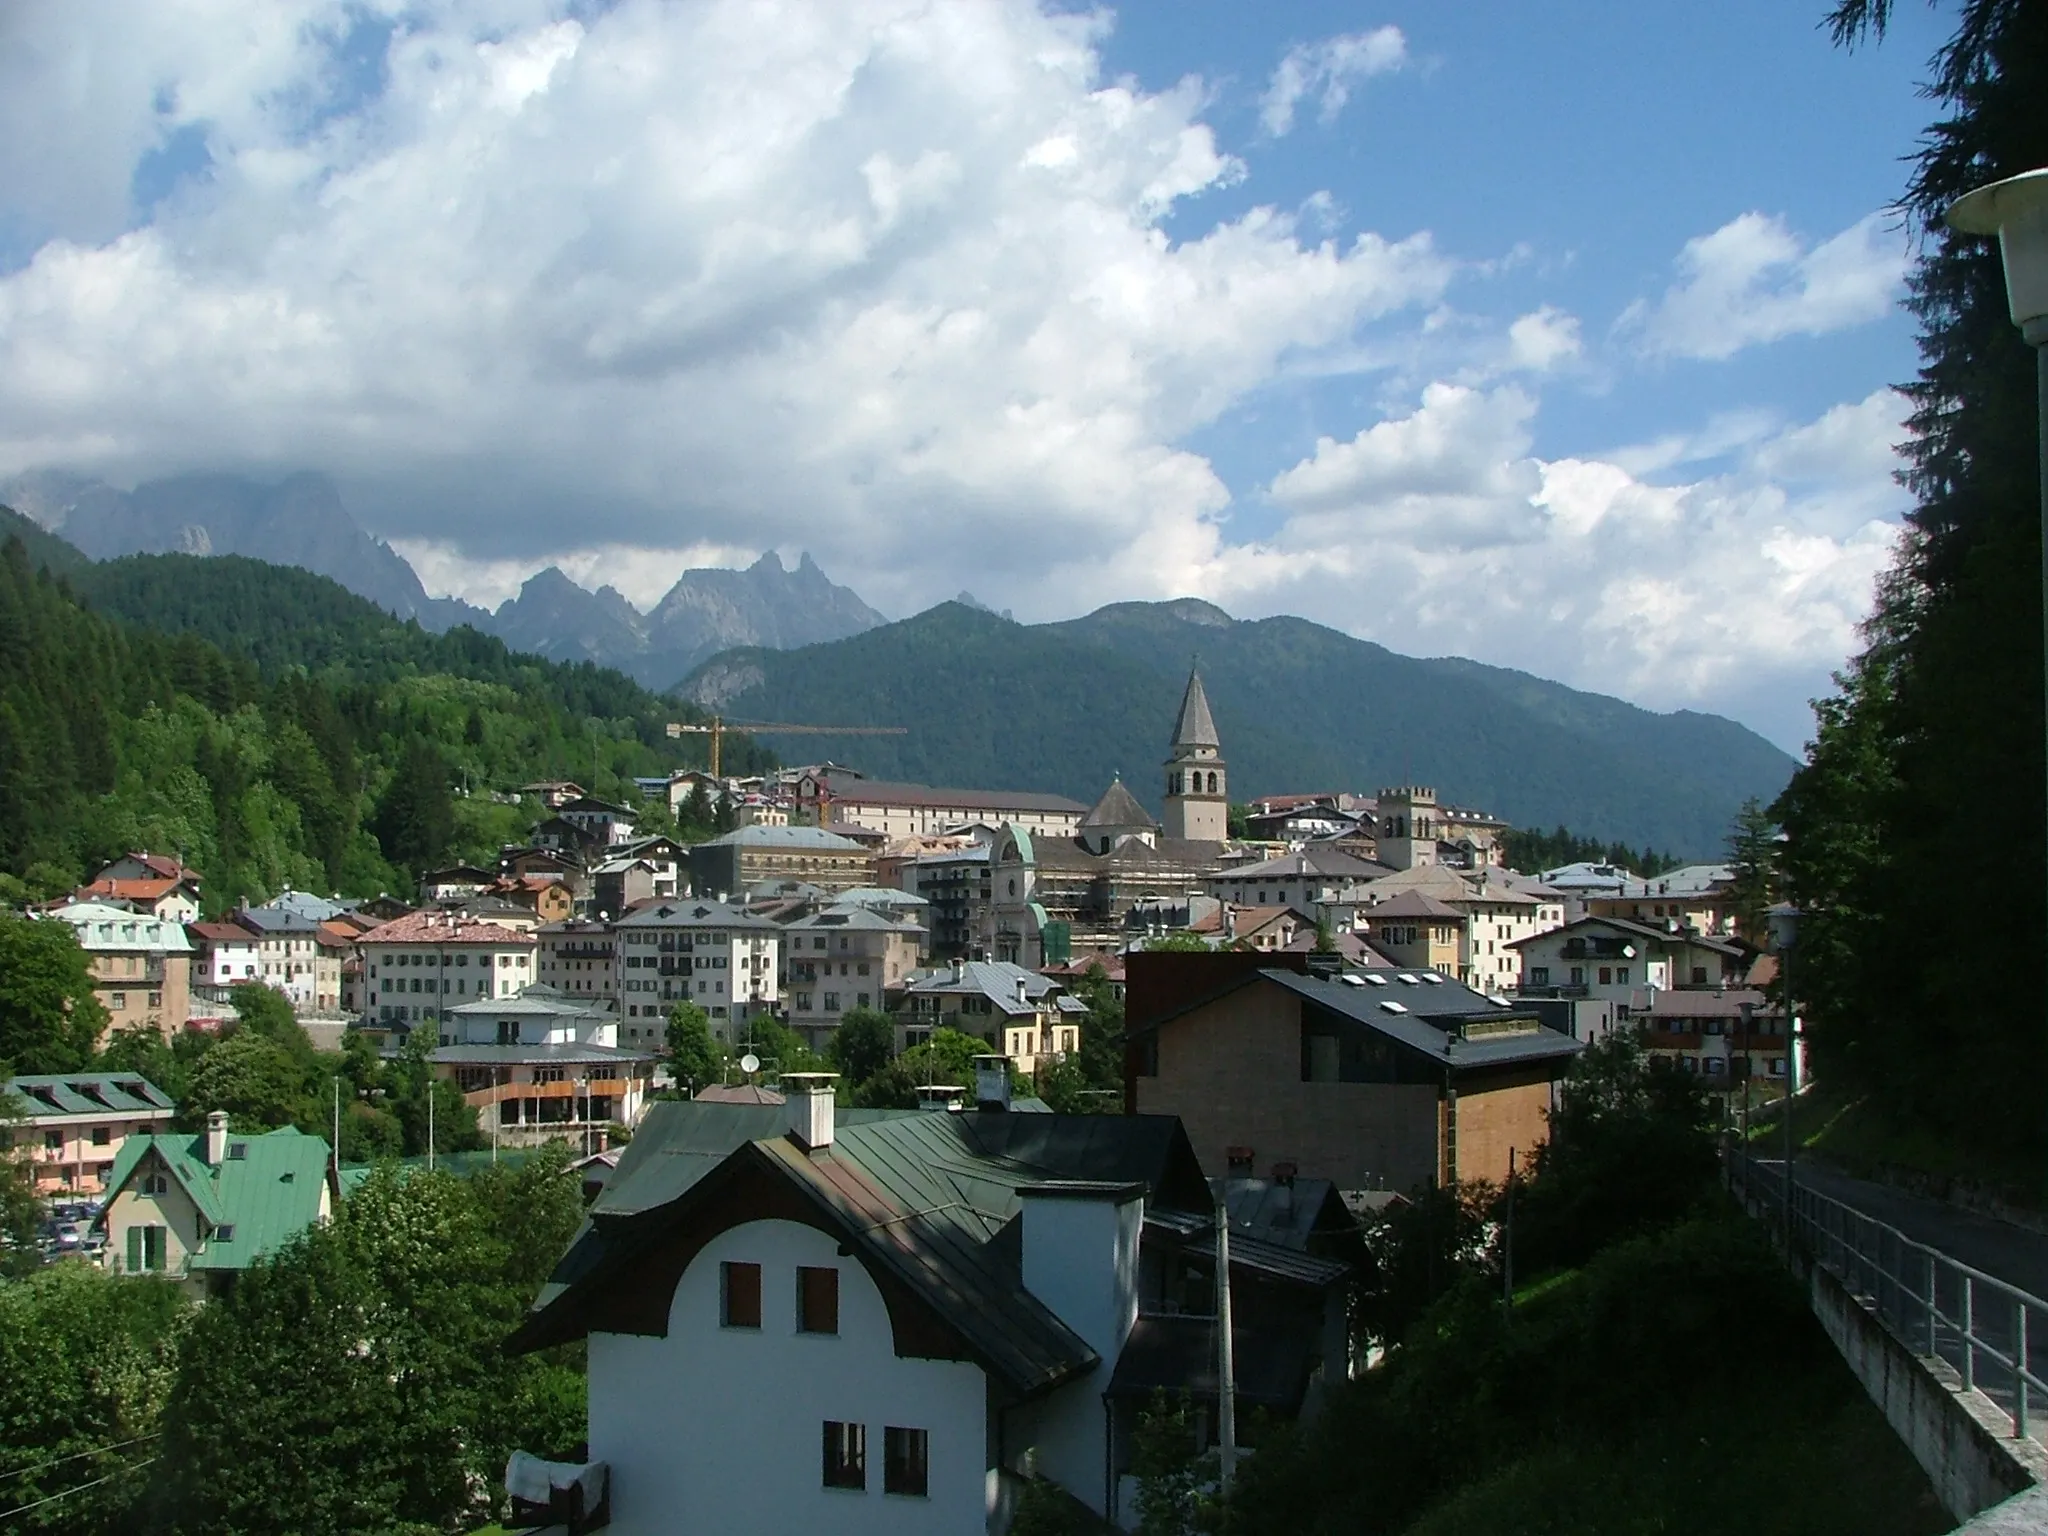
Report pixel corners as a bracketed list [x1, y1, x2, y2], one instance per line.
[740, 1052, 761, 1075]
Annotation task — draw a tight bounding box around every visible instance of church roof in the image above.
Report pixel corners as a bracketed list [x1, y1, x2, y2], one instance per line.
[1170, 669, 1220, 751]
[1082, 777, 1156, 829]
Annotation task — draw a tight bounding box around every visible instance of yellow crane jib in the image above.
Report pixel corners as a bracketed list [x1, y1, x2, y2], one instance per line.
[664, 717, 907, 778]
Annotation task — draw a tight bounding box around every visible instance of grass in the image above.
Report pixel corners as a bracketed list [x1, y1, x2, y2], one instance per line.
[1751, 1084, 2048, 1213]
[1399, 1384, 1948, 1536]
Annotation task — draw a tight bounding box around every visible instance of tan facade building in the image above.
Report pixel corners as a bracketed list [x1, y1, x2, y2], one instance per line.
[47, 902, 193, 1043]
[688, 824, 875, 899]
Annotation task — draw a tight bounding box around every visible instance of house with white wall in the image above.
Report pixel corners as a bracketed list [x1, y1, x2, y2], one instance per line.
[506, 1084, 1351, 1532]
[612, 898, 781, 1038]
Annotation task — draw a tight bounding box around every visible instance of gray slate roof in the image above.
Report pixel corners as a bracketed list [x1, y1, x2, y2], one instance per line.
[1082, 778, 1156, 829]
[4, 1074, 174, 1121]
[699, 824, 870, 852]
[1170, 669, 1220, 750]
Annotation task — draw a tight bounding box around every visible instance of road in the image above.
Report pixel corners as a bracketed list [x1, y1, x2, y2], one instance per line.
[1745, 1156, 2048, 1438]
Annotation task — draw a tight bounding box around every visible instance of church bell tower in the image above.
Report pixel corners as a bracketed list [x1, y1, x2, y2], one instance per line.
[1162, 667, 1227, 843]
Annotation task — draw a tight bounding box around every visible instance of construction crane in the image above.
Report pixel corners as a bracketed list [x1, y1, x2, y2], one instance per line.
[665, 717, 907, 779]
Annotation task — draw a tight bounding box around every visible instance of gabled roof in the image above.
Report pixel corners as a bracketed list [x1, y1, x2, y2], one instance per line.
[512, 1101, 1215, 1395]
[358, 911, 536, 946]
[902, 960, 1064, 1015]
[699, 824, 869, 851]
[1366, 889, 1466, 920]
[190, 920, 259, 944]
[612, 898, 779, 932]
[100, 1127, 332, 1270]
[446, 983, 616, 1022]
[817, 775, 1089, 816]
[1082, 778, 1156, 830]
[1504, 913, 1745, 956]
[1211, 846, 1391, 883]
[1169, 668, 1220, 751]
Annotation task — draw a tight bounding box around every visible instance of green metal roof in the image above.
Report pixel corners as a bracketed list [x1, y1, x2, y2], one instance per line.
[102, 1127, 332, 1271]
[4, 1074, 174, 1120]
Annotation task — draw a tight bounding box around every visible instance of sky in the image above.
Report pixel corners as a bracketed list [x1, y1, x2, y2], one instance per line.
[0, 0, 1957, 752]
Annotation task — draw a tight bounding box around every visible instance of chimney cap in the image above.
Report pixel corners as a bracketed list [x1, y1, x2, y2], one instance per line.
[1018, 1180, 1146, 1202]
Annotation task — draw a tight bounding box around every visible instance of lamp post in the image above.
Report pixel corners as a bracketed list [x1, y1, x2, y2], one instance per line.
[1949, 174, 2048, 1132]
[1767, 902, 1801, 1250]
[1738, 999, 1756, 1147]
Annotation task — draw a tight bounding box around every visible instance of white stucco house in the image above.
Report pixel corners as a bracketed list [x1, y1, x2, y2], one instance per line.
[508, 1079, 1355, 1532]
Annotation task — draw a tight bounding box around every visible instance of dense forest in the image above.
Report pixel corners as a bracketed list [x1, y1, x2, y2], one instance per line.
[0, 528, 771, 909]
[1498, 826, 1683, 878]
[1776, 0, 2048, 1171]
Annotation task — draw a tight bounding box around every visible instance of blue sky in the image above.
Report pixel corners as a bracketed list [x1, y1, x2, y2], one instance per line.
[0, 0, 1954, 752]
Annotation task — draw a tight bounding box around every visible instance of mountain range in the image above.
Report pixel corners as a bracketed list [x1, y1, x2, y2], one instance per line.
[1, 470, 1797, 855]
[0, 470, 885, 687]
[679, 600, 1796, 858]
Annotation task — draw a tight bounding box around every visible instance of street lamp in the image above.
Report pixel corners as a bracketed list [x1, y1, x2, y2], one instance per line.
[1950, 170, 2048, 1194]
[1767, 902, 1801, 1249]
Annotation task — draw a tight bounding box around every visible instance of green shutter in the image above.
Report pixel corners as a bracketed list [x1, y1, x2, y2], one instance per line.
[125, 1225, 141, 1273]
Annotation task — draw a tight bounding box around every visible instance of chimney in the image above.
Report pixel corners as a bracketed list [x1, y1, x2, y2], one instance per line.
[972, 1054, 1011, 1112]
[1015, 975, 1029, 1007]
[782, 1072, 838, 1151]
[205, 1110, 229, 1167]
[1019, 1181, 1143, 1432]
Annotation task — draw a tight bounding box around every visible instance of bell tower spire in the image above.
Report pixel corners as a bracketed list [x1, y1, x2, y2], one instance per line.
[1163, 665, 1227, 842]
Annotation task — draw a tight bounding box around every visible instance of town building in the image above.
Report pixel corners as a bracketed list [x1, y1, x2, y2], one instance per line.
[1582, 864, 1741, 939]
[1127, 953, 1580, 1194]
[92, 851, 203, 888]
[1358, 890, 1466, 978]
[418, 864, 498, 903]
[689, 824, 876, 900]
[1369, 786, 1508, 871]
[1, 1073, 175, 1195]
[488, 876, 577, 925]
[1638, 986, 1790, 1094]
[556, 796, 641, 848]
[46, 901, 194, 1042]
[70, 873, 202, 923]
[1201, 846, 1392, 921]
[189, 920, 262, 988]
[538, 919, 619, 1014]
[519, 780, 588, 810]
[793, 772, 1090, 841]
[906, 842, 995, 960]
[98, 1115, 336, 1299]
[1187, 904, 1304, 951]
[895, 960, 1086, 1074]
[358, 911, 540, 1026]
[1509, 915, 1747, 1016]
[235, 897, 347, 1013]
[433, 985, 654, 1148]
[781, 904, 927, 1052]
[505, 1089, 1352, 1532]
[612, 898, 782, 1038]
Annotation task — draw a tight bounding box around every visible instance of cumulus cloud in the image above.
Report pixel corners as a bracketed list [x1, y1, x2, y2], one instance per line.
[1259, 27, 1406, 138]
[1227, 384, 1910, 749]
[1624, 211, 1907, 361]
[0, 0, 1448, 622]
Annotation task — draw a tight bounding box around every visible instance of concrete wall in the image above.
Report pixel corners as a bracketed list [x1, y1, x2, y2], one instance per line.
[588, 1217, 987, 1536]
[1803, 1253, 2047, 1524]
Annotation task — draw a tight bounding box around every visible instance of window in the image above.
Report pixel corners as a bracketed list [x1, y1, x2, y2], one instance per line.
[721, 1261, 762, 1328]
[1616, 967, 1630, 985]
[798, 1265, 839, 1334]
[110, 992, 127, 1009]
[884, 1427, 929, 1496]
[1597, 967, 1612, 985]
[212, 1223, 236, 1242]
[822, 1421, 866, 1490]
[126, 1224, 167, 1272]
[142, 1172, 168, 1196]
[43, 1130, 63, 1150]
[1569, 967, 1584, 985]
[1691, 966, 1709, 985]
[1529, 967, 1550, 986]
[92, 1127, 112, 1146]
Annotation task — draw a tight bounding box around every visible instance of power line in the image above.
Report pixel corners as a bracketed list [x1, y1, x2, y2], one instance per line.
[0, 1458, 158, 1524]
[0, 1435, 159, 1487]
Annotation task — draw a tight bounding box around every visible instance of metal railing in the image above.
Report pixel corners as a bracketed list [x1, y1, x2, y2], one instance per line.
[1729, 1151, 2048, 1442]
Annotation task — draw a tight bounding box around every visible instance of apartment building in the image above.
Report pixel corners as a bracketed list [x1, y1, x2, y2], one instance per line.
[688, 825, 875, 900]
[612, 898, 782, 1039]
[1, 1073, 175, 1194]
[780, 904, 926, 1052]
[794, 772, 1089, 840]
[359, 911, 539, 1026]
[46, 901, 193, 1043]
[537, 918, 618, 1012]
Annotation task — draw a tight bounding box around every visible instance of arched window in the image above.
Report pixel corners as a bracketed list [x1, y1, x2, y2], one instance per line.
[1205, 772, 1217, 794]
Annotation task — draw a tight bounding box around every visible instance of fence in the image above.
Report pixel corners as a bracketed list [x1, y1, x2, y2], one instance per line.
[1728, 1151, 2048, 1444]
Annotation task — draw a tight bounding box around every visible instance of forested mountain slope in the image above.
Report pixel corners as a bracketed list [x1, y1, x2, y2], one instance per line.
[682, 601, 1795, 857]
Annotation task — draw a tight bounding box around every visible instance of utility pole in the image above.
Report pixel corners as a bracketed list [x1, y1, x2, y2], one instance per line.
[1216, 1196, 1237, 1495]
[332, 1078, 340, 1175]
[428, 1077, 436, 1174]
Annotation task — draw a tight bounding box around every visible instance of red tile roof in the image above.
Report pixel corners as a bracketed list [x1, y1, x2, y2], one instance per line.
[358, 911, 536, 947]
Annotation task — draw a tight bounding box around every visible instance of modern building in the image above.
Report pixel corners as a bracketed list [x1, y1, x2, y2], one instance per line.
[612, 898, 782, 1038]
[907, 843, 995, 960]
[688, 824, 876, 899]
[45, 901, 194, 1043]
[358, 911, 540, 1026]
[433, 986, 655, 1148]
[505, 1090, 1352, 1532]
[1, 1073, 176, 1195]
[98, 1116, 336, 1298]
[1127, 954, 1580, 1194]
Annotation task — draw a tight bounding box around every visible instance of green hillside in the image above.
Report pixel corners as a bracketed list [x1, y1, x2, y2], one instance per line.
[0, 504, 90, 578]
[679, 601, 1796, 857]
[0, 531, 760, 907]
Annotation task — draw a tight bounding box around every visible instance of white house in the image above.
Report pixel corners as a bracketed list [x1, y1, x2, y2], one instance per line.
[358, 910, 539, 1026]
[507, 1086, 1352, 1532]
[432, 985, 653, 1148]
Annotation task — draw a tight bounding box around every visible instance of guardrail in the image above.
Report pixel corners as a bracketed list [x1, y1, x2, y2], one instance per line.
[1728, 1152, 2048, 1443]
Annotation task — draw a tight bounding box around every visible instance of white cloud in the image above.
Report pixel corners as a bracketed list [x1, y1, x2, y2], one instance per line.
[0, 0, 1448, 625]
[1504, 306, 1582, 373]
[1259, 27, 1406, 138]
[1625, 211, 1907, 361]
[1225, 384, 1910, 749]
